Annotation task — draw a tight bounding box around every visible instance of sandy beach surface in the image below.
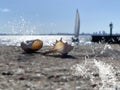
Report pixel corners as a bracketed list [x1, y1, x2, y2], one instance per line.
[0, 44, 120, 90]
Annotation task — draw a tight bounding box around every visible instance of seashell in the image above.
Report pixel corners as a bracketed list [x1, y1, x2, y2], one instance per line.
[21, 39, 43, 53]
[44, 38, 73, 55]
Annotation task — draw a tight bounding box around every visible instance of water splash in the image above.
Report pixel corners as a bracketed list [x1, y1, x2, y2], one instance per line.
[70, 59, 120, 90]
[94, 59, 117, 90]
[7, 16, 38, 35]
[70, 64, 87, 76]
[100, 44, 113, 54]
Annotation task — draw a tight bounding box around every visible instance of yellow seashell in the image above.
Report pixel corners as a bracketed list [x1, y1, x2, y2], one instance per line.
[21, 39, 43, 53]
[44, 38, 73, 55]
[54, 40, 64, 52]
[32, 39, 43, 50]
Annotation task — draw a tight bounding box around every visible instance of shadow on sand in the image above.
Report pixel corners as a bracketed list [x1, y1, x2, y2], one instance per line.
[20, 51, 76, 59]
[43, 54, 77, 59]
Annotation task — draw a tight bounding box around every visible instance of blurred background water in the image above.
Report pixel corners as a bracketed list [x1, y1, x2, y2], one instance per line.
[0, 35, 92, 46]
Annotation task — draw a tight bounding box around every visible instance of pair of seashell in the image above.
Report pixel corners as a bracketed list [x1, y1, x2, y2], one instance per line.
[21, 38, 73, 55]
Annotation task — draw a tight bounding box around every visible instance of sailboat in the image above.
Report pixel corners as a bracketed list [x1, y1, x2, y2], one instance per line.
[72, 9, 80, 43]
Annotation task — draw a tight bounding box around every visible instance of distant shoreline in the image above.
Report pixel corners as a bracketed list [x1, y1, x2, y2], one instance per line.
[1, 33, 120, 36]
[0, 33, 92, 36]
[0, 33, 120, 36]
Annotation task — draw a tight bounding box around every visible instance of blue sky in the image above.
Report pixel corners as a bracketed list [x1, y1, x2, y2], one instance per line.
[0, 0, 120, 34]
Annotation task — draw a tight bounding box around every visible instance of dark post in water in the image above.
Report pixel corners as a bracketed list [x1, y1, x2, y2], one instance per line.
[109, 22, 113, 36]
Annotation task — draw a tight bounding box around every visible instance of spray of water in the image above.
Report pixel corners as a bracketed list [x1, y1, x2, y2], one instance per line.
[71, 44, 120, 90]
[71, 43, 120, 90]
[100, 44, 113, 54]
[7, 16, 38, 35]
[94, 59, 117, 90]
[70, 59, 120, 90]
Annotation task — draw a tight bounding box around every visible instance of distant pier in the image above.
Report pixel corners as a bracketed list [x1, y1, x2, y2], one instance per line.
[91, 23, 120, 44]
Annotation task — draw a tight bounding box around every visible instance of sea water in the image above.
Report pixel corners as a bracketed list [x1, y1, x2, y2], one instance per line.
[0, 16, 91, 46]
[0, 35, 91, 46]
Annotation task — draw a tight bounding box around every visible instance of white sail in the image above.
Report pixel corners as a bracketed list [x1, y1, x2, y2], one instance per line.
[74, 9, 80, 38]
